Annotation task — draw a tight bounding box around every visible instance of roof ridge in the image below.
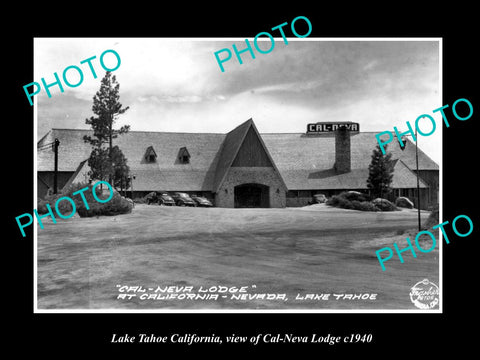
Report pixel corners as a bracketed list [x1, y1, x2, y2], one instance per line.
[50, 128, 227, 135]
[49, 128, 392, 135]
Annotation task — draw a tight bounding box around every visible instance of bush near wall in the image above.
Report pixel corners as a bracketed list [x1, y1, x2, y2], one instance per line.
[372, 198, 398, 212]
[36, 182, 133, 217]
[342, 191, 371, 202]
[351, 200, 379, 212]
[326, 192, 398, 212]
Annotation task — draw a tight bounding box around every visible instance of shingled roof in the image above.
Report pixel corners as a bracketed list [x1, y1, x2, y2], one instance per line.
[261, 132, 436, 190]
[37, 119, 438, 191]
[212, 119, 287, 192]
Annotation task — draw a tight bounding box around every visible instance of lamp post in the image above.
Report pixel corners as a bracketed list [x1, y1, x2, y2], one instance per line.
[401, 127, 421, 232]
[130, 174, 136, 199]
[53, 138, 60, 194]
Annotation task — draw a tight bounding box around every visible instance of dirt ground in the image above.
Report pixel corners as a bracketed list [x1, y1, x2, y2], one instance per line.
[36, 204, 439, 311]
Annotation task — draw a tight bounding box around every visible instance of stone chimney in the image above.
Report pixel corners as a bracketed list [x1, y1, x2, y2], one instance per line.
[334, 126, 351, 174]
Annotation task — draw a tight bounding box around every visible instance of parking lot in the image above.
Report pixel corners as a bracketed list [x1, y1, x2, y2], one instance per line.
[36, 204, 438, 310]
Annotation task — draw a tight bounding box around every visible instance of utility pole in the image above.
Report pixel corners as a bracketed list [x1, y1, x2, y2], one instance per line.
[53, 138, 60, 194]
[415, 127, 421, 232]
[130, 174, 136, 199]
[400, 130, 421, 232]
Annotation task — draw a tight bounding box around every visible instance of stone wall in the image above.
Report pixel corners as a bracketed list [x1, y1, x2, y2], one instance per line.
[215, 167, 287, 208]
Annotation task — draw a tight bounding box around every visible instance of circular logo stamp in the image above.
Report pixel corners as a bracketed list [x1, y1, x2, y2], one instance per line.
[409, 279, 439, 309]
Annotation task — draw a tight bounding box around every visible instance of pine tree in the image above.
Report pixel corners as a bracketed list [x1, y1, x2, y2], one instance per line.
[367, 143, 394, 199]
[86, 148, 111, 183]
[83, 72, 130, 186]
[111, 146, 131, 191]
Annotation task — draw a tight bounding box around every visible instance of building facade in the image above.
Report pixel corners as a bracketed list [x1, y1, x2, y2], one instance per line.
[37, 119, 439, 209]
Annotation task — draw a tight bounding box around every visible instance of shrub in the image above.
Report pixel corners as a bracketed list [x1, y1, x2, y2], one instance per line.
[37, 192, 75, 215]
[327, 195, 377, 211]
[327, 195, 353, 209]
[372, 198, 398, 211]
[76, 191, 132, 217]
[352, 200, 379, 212]
[326, 195, 340, 207]
[37, 198, 50, 214]
[395, 196, 414, 209]
[344, 191, 370, 202]
[338, 196, 355, 209]
[36, 181, 133, 217]
[327, 192, 384, 212]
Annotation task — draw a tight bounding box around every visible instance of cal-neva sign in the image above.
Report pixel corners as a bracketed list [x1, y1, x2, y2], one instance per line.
[307, 122, 360, 134]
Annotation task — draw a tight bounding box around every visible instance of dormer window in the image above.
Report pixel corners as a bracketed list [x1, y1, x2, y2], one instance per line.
[144, 146, 157, 163]
[178, 147, 190, 164]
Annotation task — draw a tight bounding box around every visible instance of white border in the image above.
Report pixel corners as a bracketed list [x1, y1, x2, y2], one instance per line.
[33, 37, 443, 314]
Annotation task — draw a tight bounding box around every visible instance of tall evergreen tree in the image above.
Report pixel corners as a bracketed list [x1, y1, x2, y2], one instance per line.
[86, 148, 111, 183]
[367, 143, 394, 199]
[83, 72, 130, 186]
[111, 146, 131, 192]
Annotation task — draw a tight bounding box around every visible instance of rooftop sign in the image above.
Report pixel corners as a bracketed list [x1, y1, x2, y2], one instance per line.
[307, 122, 360, 134]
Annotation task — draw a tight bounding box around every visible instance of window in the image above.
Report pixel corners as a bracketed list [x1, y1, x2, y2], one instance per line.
[178, 147, 191, 164]
[144, 146, 157, 163]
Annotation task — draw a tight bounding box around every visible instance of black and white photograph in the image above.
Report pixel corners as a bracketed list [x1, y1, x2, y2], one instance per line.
[33, 37, 441, 312]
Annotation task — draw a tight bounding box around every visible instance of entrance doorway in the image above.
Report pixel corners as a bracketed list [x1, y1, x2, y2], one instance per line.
[234, 183, 269, 208]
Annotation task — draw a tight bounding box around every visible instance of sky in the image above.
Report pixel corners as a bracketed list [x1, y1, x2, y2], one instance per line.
[34, 38, 441, 163]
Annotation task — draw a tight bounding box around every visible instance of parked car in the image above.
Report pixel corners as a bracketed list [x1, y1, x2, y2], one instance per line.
[171, 192, 196, 207]
[144, 191, 159, 205]
[191, 195, 213, 207]
[158, 192, 175, 206]
[308, 193, 327, 205]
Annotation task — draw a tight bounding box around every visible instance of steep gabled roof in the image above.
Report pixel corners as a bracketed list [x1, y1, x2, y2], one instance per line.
[212, 119, 287, 192]
[211, 120, 252, 192]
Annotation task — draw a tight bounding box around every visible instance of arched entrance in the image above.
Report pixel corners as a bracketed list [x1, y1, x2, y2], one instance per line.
[234, 183, 270, 208]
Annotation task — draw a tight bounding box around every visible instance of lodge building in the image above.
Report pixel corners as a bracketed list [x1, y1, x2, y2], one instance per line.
[37, 119, 439, 209]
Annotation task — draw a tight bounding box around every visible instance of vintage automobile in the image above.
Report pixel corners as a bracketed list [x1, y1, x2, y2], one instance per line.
[191, 195, 213, 207]
[171, 192, 196, 207]
[144, 191, 159, 205]
[158, 192, 176, 206]
[308, 193, 327, 205]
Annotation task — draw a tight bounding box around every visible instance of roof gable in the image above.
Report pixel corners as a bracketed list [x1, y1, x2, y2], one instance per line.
[212, 119, 287, 192]
[231, 126, 273, 167]
[211, 120, 253, 191]
[143, 146, 157, 163]
[176, 146, 191, 164]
